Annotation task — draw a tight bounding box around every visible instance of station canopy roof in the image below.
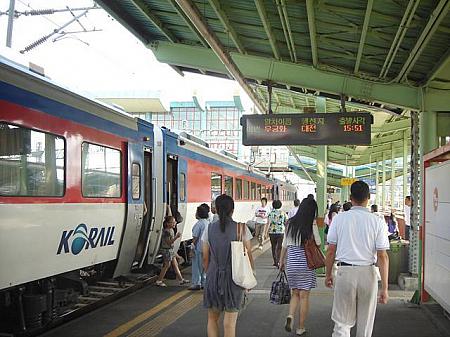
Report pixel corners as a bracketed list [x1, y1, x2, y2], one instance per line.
[96, 0, 450, 166]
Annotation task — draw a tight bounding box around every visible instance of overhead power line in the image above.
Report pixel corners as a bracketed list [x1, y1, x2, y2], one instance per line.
[20, 9, 90, 53]
[1, 5, 100, 17]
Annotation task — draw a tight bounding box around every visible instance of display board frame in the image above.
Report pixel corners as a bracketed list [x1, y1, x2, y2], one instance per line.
[241, 113, 372, 146]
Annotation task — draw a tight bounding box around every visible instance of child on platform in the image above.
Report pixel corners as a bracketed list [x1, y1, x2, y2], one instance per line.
[156, 216, 189, 287]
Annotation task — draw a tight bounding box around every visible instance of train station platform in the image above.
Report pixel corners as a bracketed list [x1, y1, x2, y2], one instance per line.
[41, 244, 450, 337]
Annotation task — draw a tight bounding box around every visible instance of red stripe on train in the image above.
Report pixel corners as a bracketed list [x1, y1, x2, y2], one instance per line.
[0, 100, 128, 204]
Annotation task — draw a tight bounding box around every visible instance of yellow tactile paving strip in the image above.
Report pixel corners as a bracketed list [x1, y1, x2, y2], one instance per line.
[104, 290, 190, 337]
[103, 240, 271, 337]
[126, 293, 203, 337]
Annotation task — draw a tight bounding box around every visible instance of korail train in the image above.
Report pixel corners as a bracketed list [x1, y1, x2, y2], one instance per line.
[0, 57, 296, 333]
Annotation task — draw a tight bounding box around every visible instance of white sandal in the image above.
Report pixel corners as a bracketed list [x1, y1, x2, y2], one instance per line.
[155, 280, 167, 287]
[296, 328, 306, 335]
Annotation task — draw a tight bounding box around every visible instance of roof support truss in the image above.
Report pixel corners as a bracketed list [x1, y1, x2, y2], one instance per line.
[167, 0, 208, 47]
[130, 0, 178, 42]
[151, 42, 421, 110]
[172, 0, 266, 113]
[254, 0, 280, 60]
[396, 0, 450, 81]
[379, 0, 420, 78]
[275, 0, 296, 62]
[306, 0, 318, 67]
[354, 0, 373, 73]
[207, 0, 245, 54]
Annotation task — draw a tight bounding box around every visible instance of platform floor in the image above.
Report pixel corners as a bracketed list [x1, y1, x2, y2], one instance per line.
[41, 244, 450, 337]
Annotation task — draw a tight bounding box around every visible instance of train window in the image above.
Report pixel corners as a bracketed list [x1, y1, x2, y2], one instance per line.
[0, 123, 65, 196]
[132, 163, 140, 199]
[225, 176, 233, 197]
[81, 142, 121, 198]
[243, 180, 249, 200]
[257, 184, 261, 200]
[235, 178, 242, 200]
[251, 182, 256, 200]
[180, 173, 186, 201]
[211, 173, 222, 200]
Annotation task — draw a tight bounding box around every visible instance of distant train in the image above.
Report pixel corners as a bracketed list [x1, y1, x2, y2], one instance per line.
[0, 57, 296, 333]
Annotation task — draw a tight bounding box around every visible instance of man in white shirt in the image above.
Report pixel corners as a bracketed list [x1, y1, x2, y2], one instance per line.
[404, 196, 411, 240]
[254, 197, 270, 249]
[325, 181, 390, 337]
[287, 199, 300, 219]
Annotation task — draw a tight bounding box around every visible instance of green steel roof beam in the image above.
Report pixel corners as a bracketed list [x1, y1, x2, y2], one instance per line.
[254, 0, 281, 60]
[289, 96, 297, 109]
[281, 0, 297, 63]
[422, 87, 450, 111]
[396, 0, 450, 81]
[369, 132, 411, 147]
[95, 0, 152, 44]
[167, 0, 209, 48]
[288, 146, 314, 182]
[354, 0, 373, 74]
[130, 0, 178, 43]
[306, 0, 318, 67]
[320, 3, 411, 24]
[379, 0, 420, 78]
[425, 47, 450, 86]
[371, 118, 410, 133]
[207, 0, 246, 54]
[273, 91, 281, 105]
[170, 65, 184, 76]
[172, 0, 266, 114]
[275, 0, 295, 62]
[151, 42, 420, 109]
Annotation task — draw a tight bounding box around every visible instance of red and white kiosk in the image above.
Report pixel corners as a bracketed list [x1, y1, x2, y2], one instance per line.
[422, 143, 450, 312]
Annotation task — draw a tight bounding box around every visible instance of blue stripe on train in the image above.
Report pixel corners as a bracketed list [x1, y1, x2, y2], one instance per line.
[0, 81, 138, 140]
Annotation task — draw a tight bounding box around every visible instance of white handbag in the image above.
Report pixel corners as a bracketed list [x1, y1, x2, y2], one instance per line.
[231, 223, 257, 289]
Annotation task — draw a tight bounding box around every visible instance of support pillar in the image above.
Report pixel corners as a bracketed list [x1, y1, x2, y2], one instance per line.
[340, 156, 349, 202]
[315, 97, 327, 259]
[382, 152, 386, 211]
[316, 146, 328, 255]
[375, 160, 379, 206]
[420, 110, 438, 154]
[391, 142, 395, 210]
[403, 130, 408, 201]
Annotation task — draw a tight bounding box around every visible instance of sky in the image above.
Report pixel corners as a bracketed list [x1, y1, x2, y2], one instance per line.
[0, 0, 256, 111]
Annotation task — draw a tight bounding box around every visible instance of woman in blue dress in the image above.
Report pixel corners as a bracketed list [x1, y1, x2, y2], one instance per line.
[279, 198, 321, 336]
[202, 194, 254, 337]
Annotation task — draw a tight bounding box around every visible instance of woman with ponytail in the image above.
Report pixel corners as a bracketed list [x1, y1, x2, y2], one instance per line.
[279, 198, 321, 336]
[201, 194, 254, 337]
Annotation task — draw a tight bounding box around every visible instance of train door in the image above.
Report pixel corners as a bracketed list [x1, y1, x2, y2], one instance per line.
[134, 148, 153, 268]
[144, 127, 165, 264]
[177, 158, 187, 241]
[113, 142, 144, 277]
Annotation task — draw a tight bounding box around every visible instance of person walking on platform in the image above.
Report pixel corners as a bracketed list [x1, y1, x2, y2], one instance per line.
[254, 197, 270, 250]
[156, 216, 190, 287]
[189, 203, 210, 291]
[288, 199, 300, 219]
[325, 181, 390, 337]
[268, 200, 287, 267]
[202, 194, 254, 337]
[279, 198, 321, 336]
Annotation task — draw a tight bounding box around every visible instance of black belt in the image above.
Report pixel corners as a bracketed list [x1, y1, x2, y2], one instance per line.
[337, 262, 375, 267]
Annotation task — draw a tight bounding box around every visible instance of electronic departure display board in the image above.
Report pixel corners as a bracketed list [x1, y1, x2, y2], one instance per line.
[241, 113, 372, 146]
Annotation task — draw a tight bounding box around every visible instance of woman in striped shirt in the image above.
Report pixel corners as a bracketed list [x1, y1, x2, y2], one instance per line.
[279, 198, 321, 336]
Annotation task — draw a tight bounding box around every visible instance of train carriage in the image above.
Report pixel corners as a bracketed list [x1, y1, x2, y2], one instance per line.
[0, 56, 296, 333]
